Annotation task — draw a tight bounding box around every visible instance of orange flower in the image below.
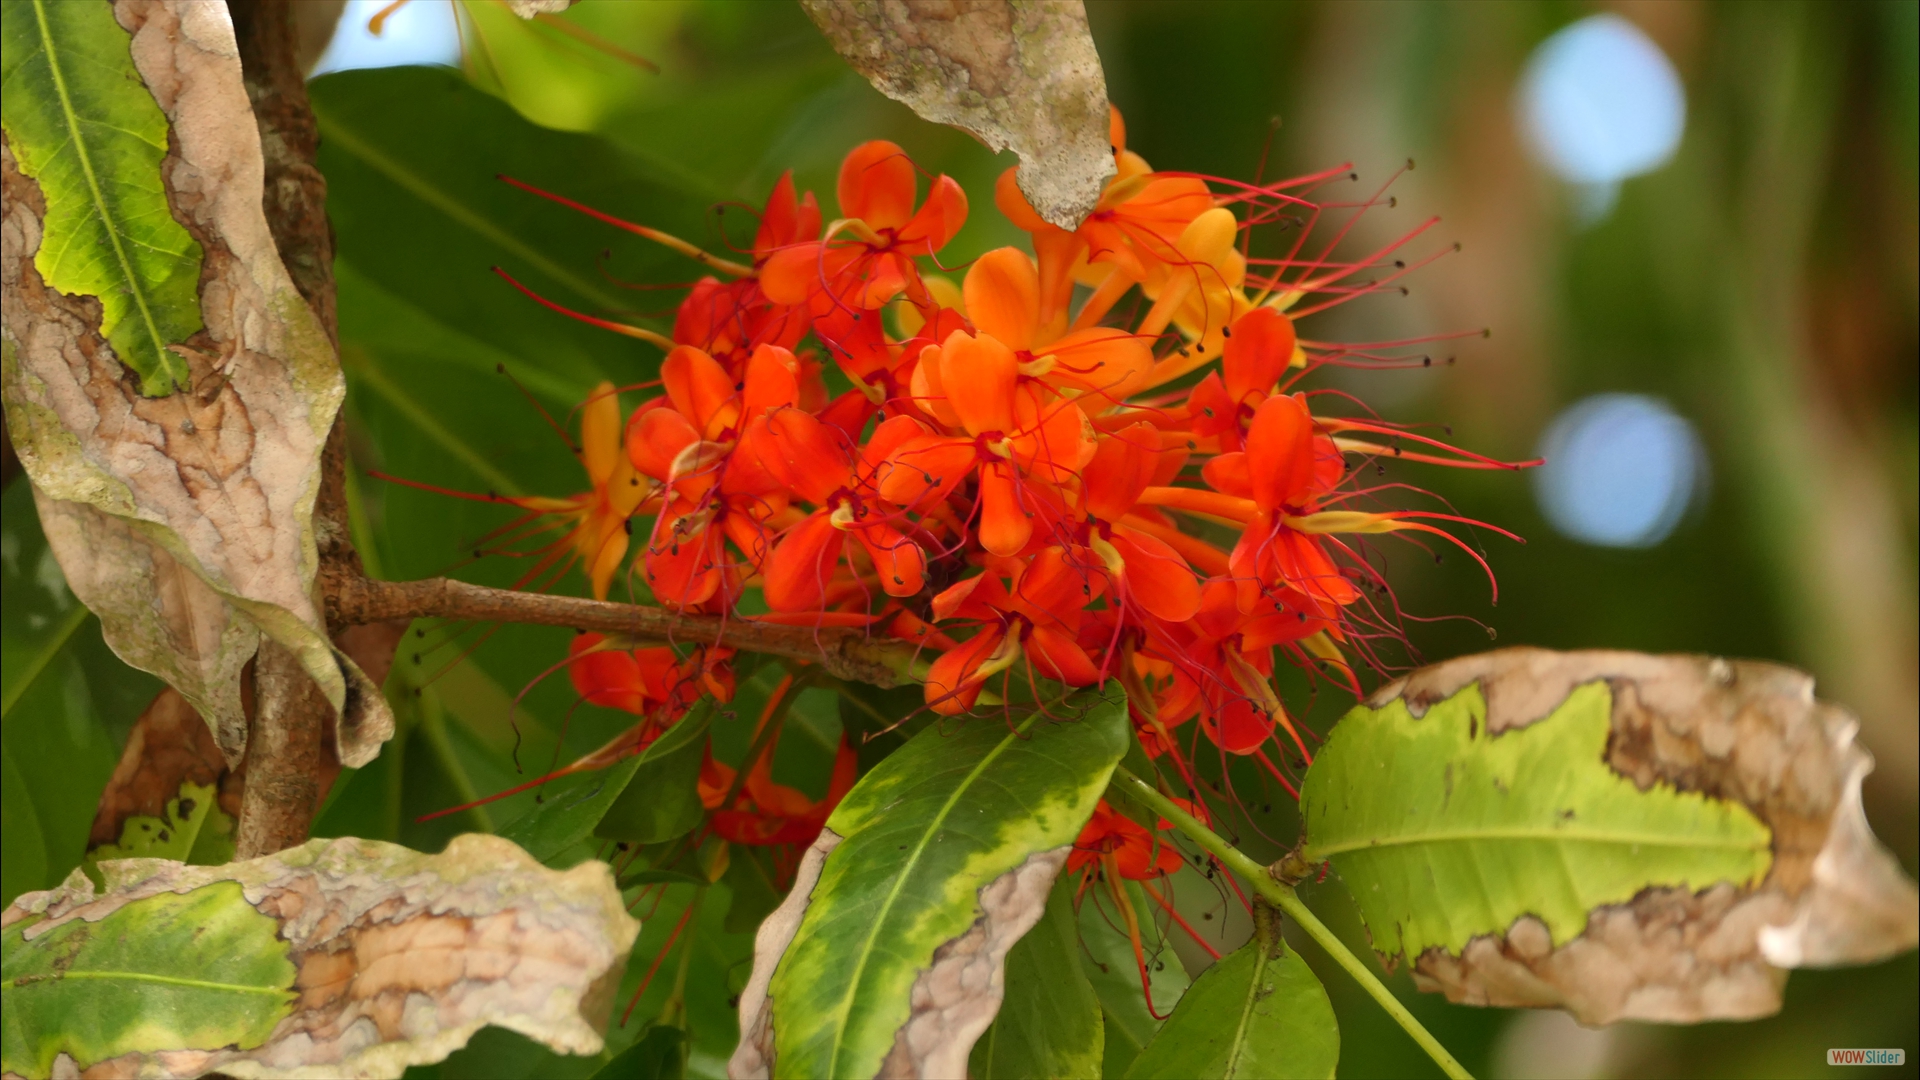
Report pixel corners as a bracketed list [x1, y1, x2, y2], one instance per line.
[1069, 799, 1185, 881]
[503, 382, 651, 600]
[761, 141, 967, 312]
[960, 247, 1155, 406]
[922, 548, 1103, 714]
[749, 409, 928, 612]
[994, 107, 1215, 329]
[700, 735, 857, 849]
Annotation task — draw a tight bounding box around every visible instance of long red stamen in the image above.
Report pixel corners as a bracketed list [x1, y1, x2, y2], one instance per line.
[621, 896, 700, 1027]
[1139, 878, 1223, 960]
[492, 266, 677, 349]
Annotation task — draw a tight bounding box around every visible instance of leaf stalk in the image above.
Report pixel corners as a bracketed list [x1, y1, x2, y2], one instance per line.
[1112, 765, 1473, 1080]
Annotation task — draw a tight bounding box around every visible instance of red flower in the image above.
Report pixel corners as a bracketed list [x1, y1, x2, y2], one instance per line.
[1069, 800, 1184, 881]
[761, 141, 967, 312]
[700, 735, 857, 850]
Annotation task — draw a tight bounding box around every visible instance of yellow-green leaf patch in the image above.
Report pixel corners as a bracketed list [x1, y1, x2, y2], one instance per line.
[766, 695, 1130, 1078]
[1301, 680, 1772, 961]
[1, 881, 295, 1077]
[0, 0, 204, 395]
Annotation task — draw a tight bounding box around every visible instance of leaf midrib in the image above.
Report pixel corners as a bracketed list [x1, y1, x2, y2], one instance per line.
[1222, 950, 1266, 1080]
[3, 970, 288, 996]
[30, 0, 177, 389]
[826, 712, 1044, 1074]
[1311, 825, 1767, 859]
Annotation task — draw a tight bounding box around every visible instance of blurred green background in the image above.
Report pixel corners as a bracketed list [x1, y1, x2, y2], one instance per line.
[2, 2, 1912, 1077]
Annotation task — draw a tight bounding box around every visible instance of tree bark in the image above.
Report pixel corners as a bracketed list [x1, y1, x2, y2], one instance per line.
[228, 0, 360, 859]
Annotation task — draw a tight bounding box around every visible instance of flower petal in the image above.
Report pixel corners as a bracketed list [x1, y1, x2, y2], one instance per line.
[838, 140, 917, 230]
[763, 511, 847, 612]
[1222, 307, 1296, 403]
[938, 330, 1019, 437]
[977, 461, 1033, 557]
[963, 247, 1041, 352]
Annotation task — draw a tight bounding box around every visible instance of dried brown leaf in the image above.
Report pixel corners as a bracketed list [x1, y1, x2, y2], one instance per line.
[5, 834, 640, 1079]
[88, 620, 408, 856]
[0, 1, 392, 768]
[799, 0, 1114, 229]
[1373, 648, 1919, 1024]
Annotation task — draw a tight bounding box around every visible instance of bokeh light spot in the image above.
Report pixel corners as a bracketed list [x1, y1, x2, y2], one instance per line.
[1533, 393, 1706, 549]
[1517, 15, 1686, 196]
[311, 0, 461, 78]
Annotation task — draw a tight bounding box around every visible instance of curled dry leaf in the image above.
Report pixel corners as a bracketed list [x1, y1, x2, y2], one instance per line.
[799, 0, 1114, 229]
[86, 620, 408, 865]
[1315, 647, 1919, 1025]
[0, 0, 391, 768]
[1, 833, 640, 1079]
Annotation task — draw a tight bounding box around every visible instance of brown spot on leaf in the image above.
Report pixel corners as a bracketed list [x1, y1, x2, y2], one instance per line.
[1373, 648, 1919, 1024]
[7, 834, 639, 1077]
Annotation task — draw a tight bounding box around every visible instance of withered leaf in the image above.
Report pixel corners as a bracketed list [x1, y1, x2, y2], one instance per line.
[3, 833, 640, 1079]
[0, 0, 391, 770]
[800, 0, 1115, 229]
[86, 619, 406, 866]
[1342, 648, 1919, 1025]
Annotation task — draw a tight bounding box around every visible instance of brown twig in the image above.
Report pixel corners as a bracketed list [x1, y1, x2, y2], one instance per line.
[230, 0, 358, 859]
[326, 573, 920, 690]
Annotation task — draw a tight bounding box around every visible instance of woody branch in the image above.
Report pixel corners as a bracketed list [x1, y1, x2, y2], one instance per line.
[325, 572, 921, 689]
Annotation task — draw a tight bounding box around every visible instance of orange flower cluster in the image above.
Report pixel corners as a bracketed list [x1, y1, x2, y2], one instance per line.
[503, 109, 1522, 801]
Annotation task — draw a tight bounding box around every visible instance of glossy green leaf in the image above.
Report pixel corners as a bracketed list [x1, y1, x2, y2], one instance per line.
[0, 748, 48, 909]
[619, 868, 710, 890]
[0, 0, 203, 394]
[595, 713, 708, 846]
[502, 702, 713, 863]
[1300, 680, 1774, 962]
[591, 1023, 686, 1080]
[769, 696, 1130, 1079]
[969, 877, 1103, 1080]
[313, 66, 716, 399]
[0, 482, 155, 906]
[1079, 877, 1193, 1077]
[1, 881, 295, 1077]
[1126, 939, 1338, 1080]
[721, 846, 785, 935]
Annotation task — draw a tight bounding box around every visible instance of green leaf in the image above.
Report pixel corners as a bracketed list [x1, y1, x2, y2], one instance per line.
[1, 881, 295, 1077]
[595, 712, 708, 845]
[502, 701, 714, 863]
[1125, 939, 1338, 1080]
[768, 696, 1130, 1079]
[720, 846, 785, 935]
[591, 1023, 686, 1080]
[312, 67, 717, 398]
[1078, 878, 1193, 1077]
[0, 748, 48, 909]
[1300, 679, 1774, 962]
[969, 877, 1103, 1080]
[85, 780, 233, 868]
[0, 482, 155, 905]
[0, 0, 203, 394]
[619, 868, 710, 890]
[6, 834, 638, 1076]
